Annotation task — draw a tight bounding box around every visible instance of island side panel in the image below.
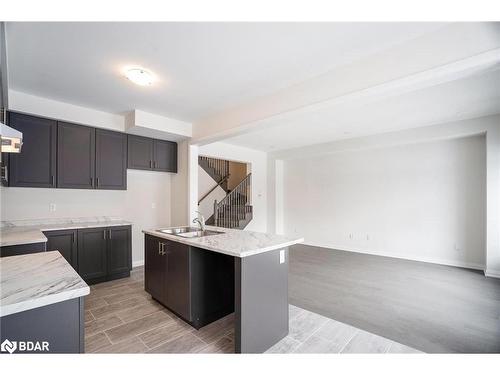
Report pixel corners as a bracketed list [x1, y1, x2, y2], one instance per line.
[0, 297, 83, 353]
[235, 247, 289, 353]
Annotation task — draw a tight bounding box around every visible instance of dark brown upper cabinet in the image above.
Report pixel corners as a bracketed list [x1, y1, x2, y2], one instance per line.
[154, 139, 177, 172]
[128, 135, 177, 173]
[127, 135, 153, 170]
[3, 111, 176, 190]
[57, 121, 95, 189]
[6, 112, 57, 188]
[95, 129, 127, 190]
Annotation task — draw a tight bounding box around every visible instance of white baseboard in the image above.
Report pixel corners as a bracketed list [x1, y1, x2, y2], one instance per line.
[302, 241, 486, 271]
[484, 269, 500, 278]
[132, 260, 144, 268]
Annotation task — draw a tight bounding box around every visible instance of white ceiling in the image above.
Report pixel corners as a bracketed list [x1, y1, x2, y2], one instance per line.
[225, 67, 500, 151]
[5, 22, 445, 122]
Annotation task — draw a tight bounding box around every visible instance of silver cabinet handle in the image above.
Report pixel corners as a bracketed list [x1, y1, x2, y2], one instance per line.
[158, 242, 161, 255]
[51, 175, 55, 186]
[108, 229, 112, 239]
[96, 177, 100, 187]
[103, 229, 106, 240]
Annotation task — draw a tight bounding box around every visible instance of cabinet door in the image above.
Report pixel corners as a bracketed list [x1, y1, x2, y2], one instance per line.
[127, 135, 153, 170]
[165, 240, 190, 320]
[144, 235, 166, 304]
[44, 229, 78, 271]
[77, 227, 107, 283]
[57, 122, 95, 189]
[153, 140, 177, 172]
[95, 129, 127, 190]
[107, 225, 131, 276]
[7, 112, 57, 188]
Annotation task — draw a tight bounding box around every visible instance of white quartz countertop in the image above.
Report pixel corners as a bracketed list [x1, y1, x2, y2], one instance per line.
[0, 251, 90, 317]
[142, 226, 304, 258]
[0, 219, 132, 247]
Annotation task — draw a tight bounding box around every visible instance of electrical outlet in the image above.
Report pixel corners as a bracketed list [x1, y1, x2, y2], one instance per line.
[49, 203, 56, 212]
[366, 234, 370, 241]
[151, 202, 156, 209]
[349, 233, 353, 240]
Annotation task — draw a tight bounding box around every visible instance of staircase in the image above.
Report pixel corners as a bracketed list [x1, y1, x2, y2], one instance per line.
[198, 156, 229, 192]
[198, 156, 253, 230]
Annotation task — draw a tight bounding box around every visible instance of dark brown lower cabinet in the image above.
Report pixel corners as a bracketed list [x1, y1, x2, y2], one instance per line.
[164, 240, 190, 320]
[107, 225, 132, 278]
[0, 242, 46, 257]
[44, 229, 78, 271]
[0, 297, 84, 353]
[77, 225, 132, 285]
[144, 234, 234, 329]
[145, 235, 166, 305]
[78, 227, 108, 283]
[1, 226, 131, 284]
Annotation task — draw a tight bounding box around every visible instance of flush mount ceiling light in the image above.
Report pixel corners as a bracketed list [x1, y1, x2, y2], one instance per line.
[124, 68, 155, 86]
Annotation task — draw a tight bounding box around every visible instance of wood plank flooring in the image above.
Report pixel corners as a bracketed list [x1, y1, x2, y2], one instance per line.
[84, 265, 420, 353]
[289, 244, 500, 353]
[84, 267, 235, 353]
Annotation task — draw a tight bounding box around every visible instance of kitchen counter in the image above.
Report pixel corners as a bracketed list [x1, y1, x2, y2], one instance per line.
[0, 251, 90, 317]
[0, 217, 132, 247]
[143, 225, 303, 353]
[142, 225, 304, 258]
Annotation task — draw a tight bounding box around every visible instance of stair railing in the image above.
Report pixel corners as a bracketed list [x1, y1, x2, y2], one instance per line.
[198, 174, 230, 205]
[199, 156, 229, 180]
[214, 173, 252, 228]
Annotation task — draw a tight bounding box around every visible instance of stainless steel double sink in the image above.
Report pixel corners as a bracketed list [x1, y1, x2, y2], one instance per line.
[157, 226, 224, 238]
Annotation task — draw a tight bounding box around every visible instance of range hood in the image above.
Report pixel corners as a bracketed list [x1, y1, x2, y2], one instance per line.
[0, 121, 22, 153]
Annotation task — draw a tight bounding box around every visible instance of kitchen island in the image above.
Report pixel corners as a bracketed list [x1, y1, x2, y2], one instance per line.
[142, 226, 303, 353]
[0, 251, 89, 353]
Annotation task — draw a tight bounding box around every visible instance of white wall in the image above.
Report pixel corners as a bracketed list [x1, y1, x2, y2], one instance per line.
[3, 92, 176, 266]
[196, 142, 268, 232]
[197, 165, 226, 219]
[282, 135, 487, 269]
[9, 90, 125, 131]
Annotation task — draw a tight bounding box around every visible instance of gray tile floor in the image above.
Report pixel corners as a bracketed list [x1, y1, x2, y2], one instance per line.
[84, 266, 421, 354]
[266, 305, 420, 353]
